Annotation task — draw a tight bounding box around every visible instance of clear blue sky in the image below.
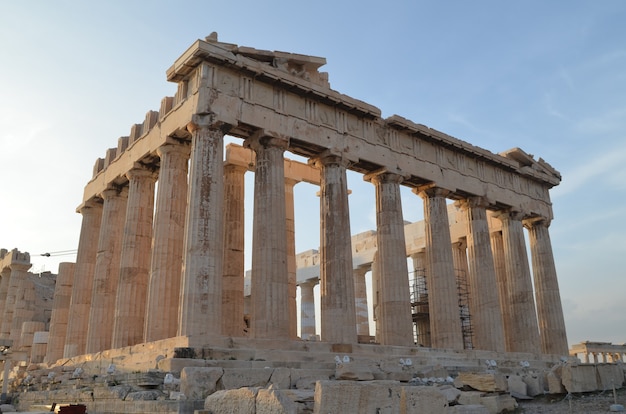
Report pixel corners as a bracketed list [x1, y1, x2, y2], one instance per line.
[1, 1, 625, 347]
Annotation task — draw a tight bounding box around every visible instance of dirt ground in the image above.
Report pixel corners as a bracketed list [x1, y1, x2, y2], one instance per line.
[515, 386, 626, 413]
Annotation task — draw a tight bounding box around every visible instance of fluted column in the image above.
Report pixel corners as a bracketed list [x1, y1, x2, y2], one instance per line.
[0, 268, 11, 332]
[0, 268, 13, 340]
[314, 153, 357, 344]
[9, 263, 34, 346]
[246, 134, 290, 339]
[285, 177, 299, 339]
[458, 198, 505, 352]
[1, 249, 31, 347]
[144, 142, 190, 342]
[112, 167, 157, 349]
[179, 117, 228, 338]
[85, 187, 128, 353]
[366, 171, 413, 346]
[45, 262, 75, 364]
[221, 163, 247, 337]
[490, 230, 512, 349]
[371, 251, 381, 342]
[451, 239, 471, 349]
[494, 210, 540, 354]
[416, 186, 463, 350]
[525, 217, 568, 355]
[411, 251, 431, 347]
[300, 280, 317, 340]
[353, 266, 370, 338]
[451, 240, 469, 281]
[64, 199, 103, 357]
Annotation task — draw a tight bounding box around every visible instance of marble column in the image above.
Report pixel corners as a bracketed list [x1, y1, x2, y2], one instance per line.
[411, 251, 431, 347]
[525, 217, 568, 355]
[371, 251, 381, 343]
[490, 230, 512, 350]
[45, 262, 75, 364]
[314, 153, 357, 344]
[353, 266, 370, 338]
[451, 239, 471, 349]
[178, 118, 228, 338]
[221, 163, 247, 337]
[64, 199, 103, 357]
[451, 240, 469, 282]
[246, 134, 290, 339]
[85, 187, 128, 353]
[112, 167, 157, 349]
[144, 142, 190, 342]
[494, 210, 540, 354]
[366, 171, 413, 346]
[300, 280, 317, 340]
[9, 263, 34, 346]
[416, 186, 463, 350]
[0, 268, 11, 333]
[285, 177, 299, 339]
[458, 198, 505, 352]
[0, 268, 13, 340]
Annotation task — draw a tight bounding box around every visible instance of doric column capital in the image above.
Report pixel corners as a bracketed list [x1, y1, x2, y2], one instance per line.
[310, 150, 351, 169]
[125, 166, 158, 182]
[363, 168, 406, 185]
[224, 163, 249, 175]
[244, 130, 290, 152]
[451, 238, 467, 250]
[299, 279, 319, 289]
[523, 215, 551, 229]
[187, 113, 232, 134]
[492, 208, 526, 223]
[77, 197, 103, 214]
[353, 265, 371, 277]
[100, 185, 128, 201]
[157, 141, 191, 159]
[414, 184, 451, 200]
[455, 196, 492, 211]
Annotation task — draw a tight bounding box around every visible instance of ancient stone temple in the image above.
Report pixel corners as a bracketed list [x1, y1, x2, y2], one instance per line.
[1, 34, 584, 413]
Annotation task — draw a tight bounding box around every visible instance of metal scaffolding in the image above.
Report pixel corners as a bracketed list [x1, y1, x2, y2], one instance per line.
[410, 268, 474, 349]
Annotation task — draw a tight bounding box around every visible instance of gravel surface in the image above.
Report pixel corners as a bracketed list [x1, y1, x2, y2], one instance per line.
[516, 387, 626, 413]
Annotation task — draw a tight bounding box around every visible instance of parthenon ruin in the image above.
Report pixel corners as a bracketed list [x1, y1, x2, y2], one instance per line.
[63, 32, 566, 358]
[0, 33, 582, 412]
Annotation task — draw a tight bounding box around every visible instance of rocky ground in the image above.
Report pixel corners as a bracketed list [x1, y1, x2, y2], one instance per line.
[516, 387, 626, 413]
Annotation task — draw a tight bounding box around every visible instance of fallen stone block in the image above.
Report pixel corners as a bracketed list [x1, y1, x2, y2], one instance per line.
[458, 391, 483, 406]
[290, 369, 331, 389]
[335, 361, 376, 381]
[205, 387, 259, 413]
[400, 386, 448, 414]
[269, 367, 291, 389]
[125, 389, 164, 401]
[180, 367, 224, 400]
[456, 372, 508, 392]
[562, 364, 598, 393]
[546, 364, 566, 394]
[479, 394, 517, 414]
[521, 372, 544, 397]
[314, 380, 403, 413]
[221, 367, 273, 389]
[438, 384, 462, 404]
[507, 374, 527, 397]
[257, 388, 299, 414]
[597, 364, 624, 390]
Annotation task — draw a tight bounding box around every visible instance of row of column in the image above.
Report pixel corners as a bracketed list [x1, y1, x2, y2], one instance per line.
[581, 352, 624, 364]
[0, 256, 33, 349]
[62, 119, 568, 360]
